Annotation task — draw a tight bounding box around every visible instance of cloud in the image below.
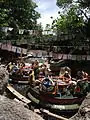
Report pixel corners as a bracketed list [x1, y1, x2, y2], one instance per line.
[34, 0, 60, 29]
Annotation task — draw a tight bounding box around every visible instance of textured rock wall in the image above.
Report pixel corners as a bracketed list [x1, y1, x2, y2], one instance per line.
[70, 93, 90, 120]
[0, 65, 9, 95]
[0, 65, 44, 120]
[0, 95, 44, 120]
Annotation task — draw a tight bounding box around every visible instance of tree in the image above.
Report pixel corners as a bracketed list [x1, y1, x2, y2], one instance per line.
[33, 23, 43, 43]
[56, 0, 90, 23]
[53, 0, 90, 46]
[0, 0, 40, 42]
[79, 0, 90, 8]
[0, 0, 40, 29]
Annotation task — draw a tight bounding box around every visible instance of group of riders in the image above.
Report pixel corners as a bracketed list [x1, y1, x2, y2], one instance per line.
[59, 66, 88, 83]
[7, 59, 51, 82]
[7, 59, 89, 83]
[7, 59, 89, 96]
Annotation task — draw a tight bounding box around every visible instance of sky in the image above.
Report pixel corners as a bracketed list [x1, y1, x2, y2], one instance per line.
[34, 0, 60, 29]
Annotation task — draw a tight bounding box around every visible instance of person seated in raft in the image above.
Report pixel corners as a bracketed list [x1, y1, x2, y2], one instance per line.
[76, 71, 88, 80]
[59, 66, 71, 76]
[10, 63, 19, 75]
[63, 71, 77, 85]
[59, 66, 71, 82]
[39, 63, 51, 78]
[32, 60, 40, 79]
[28, 69, 35, 86]
[83, 71, 88, 79]
[7, 62, 13, 72]
[15, 62, 25, 76]
[64, 71, 71, 78]
[38, 63, 45, 80]
[41, 64, 50, 77]
[40, 77, 55, 93]
[63, 71, 71, 83]
[59, 67, 77, 85]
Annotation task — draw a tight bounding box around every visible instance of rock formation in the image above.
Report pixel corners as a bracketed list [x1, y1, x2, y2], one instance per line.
[70, 93, 90, 120]
[0, 95, 44, 120]
[0, 65, 8, 95]
[0, 65, 44, 120]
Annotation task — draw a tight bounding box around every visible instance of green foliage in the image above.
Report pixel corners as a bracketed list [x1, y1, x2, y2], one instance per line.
[57, 0, 72, 8]
[0, 8, 9, 27]
[79, 0, 90, 8]
[53, 5, 85, 32]
[0, 0, 40, 42]
[0, 0, 40, 29]
[54, 0, 90, 46]
[56, 0, 81, 31]
[57, 0, 89, 8]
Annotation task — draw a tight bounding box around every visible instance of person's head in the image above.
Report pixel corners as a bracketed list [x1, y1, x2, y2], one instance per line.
[35, 60, 39, 65]
[39, 63, 43, 67]
[13, 63, 15, 65]
[77, 71, 84, 77]
[65, 71, 69, 75]
[39, 72, 43, 75]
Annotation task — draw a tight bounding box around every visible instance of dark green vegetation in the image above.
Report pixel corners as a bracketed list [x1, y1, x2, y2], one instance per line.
[0, 0, 41, 44]
[0, 0, 40, 29]
[40, 0, 90, 53]
[52, 0, 90, 47]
